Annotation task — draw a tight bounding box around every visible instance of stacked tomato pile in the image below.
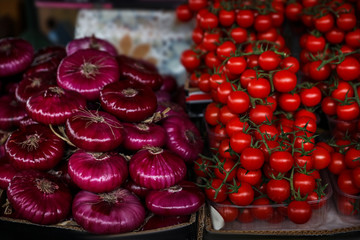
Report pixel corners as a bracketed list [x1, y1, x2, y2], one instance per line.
[176, 0, 352, 225]
[285, 0, 360, 217]
[0, 36, 205, 234]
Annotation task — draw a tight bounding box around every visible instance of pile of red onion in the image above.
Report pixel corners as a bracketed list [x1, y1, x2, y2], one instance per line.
[0, 36, 204, 235]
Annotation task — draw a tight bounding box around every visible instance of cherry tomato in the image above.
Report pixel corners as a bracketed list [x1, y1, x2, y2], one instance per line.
[217, 82, 234, 104]
[294, 136, 315, 152]
[273, 70, 297, 92]
[337, 13, 357, 32]
[227, 90, 250, 114]
[194, 157, 211, 178]
[237, 208, 254, 223]
[329, 152, 346, 175]
[247, 77, 271, 99]
[266, 179, 290, 203]
[254, 124, 279, 142]
[257, 28, 278, 42]
[192, 27, 203, 44]
[229, 181, 254, 206]
[236, 168, 262, 186]
[307, 191, 326, 209]
[240, 69, 256, 88]
[336, 56, 360, 82]
[226, 57, 247, 75]
[337, 195, 359, 216]
[202, 32, 221, 51]
[325, 27, 345, 44]
[200, 12, 219, 30]
[345, 147, 360, 169]
[216, 41, 236, 61]
[230, 27, 248, 43]
[230, 131, 252, 154]
[293, 172, 316, 197]
[314, 13, 334, 33]
[285, 3, 303, 22]
[219, 9, 235, 27]
[294, 109, 317, 122]
[249, 105, 273, 125]
[278, 93, 301, 112]
[219, 105, 237, 125]
[181, 49, 200, 71]
[254, 14, 272, 32]
[188, 0, 207, 11]
[336, 101, 360, 121]
[215, 200, 239, 222]
[205, 178, 228, 203]
[294, 116, 317, 136]
[176, 4, 193, 22]
[214, 158, 238, 182]
[251, 198, 273, 220]
[280, 56, 300, 73]
[269, 151, 294, 173]
[321, 96, 337, 116]
[308, 60, 331, 81]
[205, 52, 222, 69]
[205, 102, 220, 126]
[331, 81, 354, 101]
[258, 50, 281, 71]
[219, 138, 236, 160]
[337, 169, 360, 195]
[225, 117, 249, 137]
[294, 152, 313, 171]
[306, 35, 326, 53]
[352, 167, 360, 189]
[345, 29, 360, 48]
[240, 147, 265, 171]
[287, 200, 312, 224]
[236, 10, 254, 28]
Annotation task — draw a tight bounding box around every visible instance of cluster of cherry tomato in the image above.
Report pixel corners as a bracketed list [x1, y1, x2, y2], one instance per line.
[286, 0, 360, 122]
[177, 0, 338, 225]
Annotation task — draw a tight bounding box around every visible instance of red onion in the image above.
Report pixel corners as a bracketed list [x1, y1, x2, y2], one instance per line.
[162, 116, 204, 163]
[5, 124, 65, 170]
[155, 90, 172, 103]
[68, 150, 128, 193]
[15, 71, 56, 104]
[7, 169, 72, 225]
[100, 80, 157, 122]
[66, 36, 118, 56]
[26, 86, 86, 125]
[72, 188, 145, 234]
[142, 215, 190, 230]
[160, 75, 178, 93]
[156, 101, 188, 119]
[24, 46, 66, 77]
[122, 123, 167, 151]
[129, 147, 186, 190]
[0, 38, 34, 77]
[0, 162, 17, 189]
[65, 109, 124, 152]
[57, 49, 119, 100]
[117, 55, 163, 90]
[0, 95, 27, 131]
[124, 178, 150, 199]
[19, 117, 39, 129]
[145, 181, 205, 216]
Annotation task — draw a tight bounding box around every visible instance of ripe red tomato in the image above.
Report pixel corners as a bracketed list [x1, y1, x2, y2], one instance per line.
[216, 82, 234, 104]
[240, 147, 265, 171]
[257, 28, 278, 42]
[269, 151, 294, 173]
[205, 52, 221, 69]
[273, 70, 297, 92]
[336, 101, 360, 121]
[294, 152, 313, 171]
[311, 146, 331, 170]
[345, 29, 360, 48]
[314, 13, 334, 33]
[254, 124, 279, 141]
[249, 105, 273, 125]
[258, 50, 281, 71]
[247, 77, 271, 99]
[345, 147, 360, 169]
[176, 4, 193, 22]
[181, 49, 200, 71]
[216, 41, 236, 60]
[230, 131, 252, 154]
[278, 93, 301, 112]
[280, 56, 300, 73]
[219, 9, 235, 27]
[188, 0, 207, 11]
[294, 109, 317, 122]
[236, 10, 254, 28]
[202, 32, 221, 51]
[328, 152, 346, 175]
[321, 96, 337, 116]
[237, 208, 254, 223]
[215, 200, 239, 222]
[308, 60, 331, 81]
[251, 198, 274, 220]
[214, 158, 238, 182]
[336, 56, 360, 81]
[225, 117, 249, 137]
[226, 57, 247, 75]
[236, 168, 262, 186]
[337, 13, 357, 32]
[302, 0, 319, 8]
[337, 195, 359, 216]
[229, 181, 254, 206]
[293, 172, 316, 197]
[230, 27, 248, 43]
[219, 105, 237, 125]
[294, 136, 315, 152]
[337, 169, 360, 195]
[194, 157, 211, 178]
[219, 138, 236, 160]
[198, 73, 211, 92]
[192, 27, 203, 44]
[227, 90, 250, 114]
[200, 12, 219, 29]
[285, 3, 303, 22]
[287, 200, 312, 224]
[205, 178, 228, 203]
[240, 69, 256, 88]
[306, 35, 326, 53]
[254, 14, 272, 32]
[351, 167, 360, 189]
[294, 116, 317, 136]
[266, 179, 290, 203]
[205, 102, 220, 126]
[331, 81, 354, 101]
[325, 27, 345, 44]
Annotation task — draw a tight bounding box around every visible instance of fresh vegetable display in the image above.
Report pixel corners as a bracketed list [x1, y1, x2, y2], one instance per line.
[0, 35, 204, 235]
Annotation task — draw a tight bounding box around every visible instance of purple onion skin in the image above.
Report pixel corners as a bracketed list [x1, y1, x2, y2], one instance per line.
[129, 148, 187, 190]
[156, 101, 188, 119]
[145, 181, 205, 216]
[124, 178, 150, 199]
[0, 95, 28, 131]
[65, 109, 124, 152]
[57, 49, 119, 101]
[0, 38, 34, 77]
[66, 36, 118, 56]
[162, 115, 204, 163]
[68, 150, 128, 193]
[160, 75, 178, 93]
[122, 123, 167, 151]
[142, 215, 190, 231]
[72, 188, 146, 234]
[7, 170, 72, 225]
[155, 90, 172, 103]
[0, 162, 17, 189]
